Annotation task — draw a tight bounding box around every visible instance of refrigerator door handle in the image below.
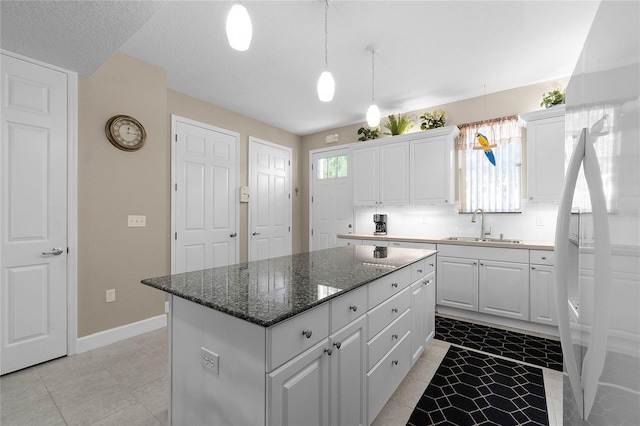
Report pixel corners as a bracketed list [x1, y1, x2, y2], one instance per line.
[554, 128, 587, 417]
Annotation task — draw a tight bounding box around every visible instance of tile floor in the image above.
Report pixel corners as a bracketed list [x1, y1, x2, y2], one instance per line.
[0, 325, 563, 426]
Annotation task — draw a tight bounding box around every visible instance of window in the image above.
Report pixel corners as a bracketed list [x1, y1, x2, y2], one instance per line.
[457, 116, 523, 213]
[317, 154, 348, 179]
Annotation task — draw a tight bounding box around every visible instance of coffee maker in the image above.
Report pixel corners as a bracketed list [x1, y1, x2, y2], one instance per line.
[373, 214, 387, 235]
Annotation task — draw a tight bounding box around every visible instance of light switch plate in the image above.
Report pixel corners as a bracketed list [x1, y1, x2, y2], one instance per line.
[128, 215, 146, 227]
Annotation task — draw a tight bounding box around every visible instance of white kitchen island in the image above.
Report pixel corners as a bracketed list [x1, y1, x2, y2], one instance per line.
[142, 245, 437, 426]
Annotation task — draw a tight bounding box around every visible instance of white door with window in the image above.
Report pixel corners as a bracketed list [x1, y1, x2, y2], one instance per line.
[173, 116, 238, 273]
[1, 54, 69, 374]
[310, 148, 352, 251]
[249, 138, 291, 261]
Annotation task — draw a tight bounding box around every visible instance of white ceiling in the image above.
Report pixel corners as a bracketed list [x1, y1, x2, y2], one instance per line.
[1, 1, 600, 136]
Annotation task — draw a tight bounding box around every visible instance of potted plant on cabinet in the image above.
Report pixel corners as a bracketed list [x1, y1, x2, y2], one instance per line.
[383, 113, 415, 136]
[419, 109, 447, 130]
[357, 126, 380, 141]
[540, 89, 565, 108]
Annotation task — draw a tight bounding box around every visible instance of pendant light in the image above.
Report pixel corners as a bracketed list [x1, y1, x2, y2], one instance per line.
[226, 3, 252, 51]
[317, 0, 335, 102]
[366, 47, 380, 127]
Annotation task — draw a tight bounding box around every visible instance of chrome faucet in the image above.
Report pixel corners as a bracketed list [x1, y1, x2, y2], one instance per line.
[471, 208, 488, 239]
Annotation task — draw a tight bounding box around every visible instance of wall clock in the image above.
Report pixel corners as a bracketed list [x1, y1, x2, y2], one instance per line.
[105, 115, 147, 151]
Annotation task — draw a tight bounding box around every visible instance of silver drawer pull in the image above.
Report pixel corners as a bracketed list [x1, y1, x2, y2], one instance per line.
[333, 341, 341, 349]
[391, 283, 398, 288]
[349, 305, 358, 312]
[392, 360, 399, 366]
[392, 334, 399, 340]
[429, 263, 434, 267]
[541, 256, 547, 260]
[391, 308, 398, 314]
[531, 267, 536, 270]
[417, 269, 423, 273]
[324, 347, 333, 356]
[302, 330, 312, 339]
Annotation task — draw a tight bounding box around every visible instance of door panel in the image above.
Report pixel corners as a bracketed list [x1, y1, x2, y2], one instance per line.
[1, 54, 68, 374]
[311, 149, 353, 251]
[249, 138, 291, 261]
[174, 118, 238, 273]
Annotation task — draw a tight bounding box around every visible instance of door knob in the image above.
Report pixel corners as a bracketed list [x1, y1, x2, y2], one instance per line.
[42, 248, 64, 256]
[252, 232, 261, 236]
[230, 233, 237, 237]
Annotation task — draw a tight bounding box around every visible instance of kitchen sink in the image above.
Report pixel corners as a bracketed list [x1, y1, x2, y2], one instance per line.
[444, 237, 521, 244]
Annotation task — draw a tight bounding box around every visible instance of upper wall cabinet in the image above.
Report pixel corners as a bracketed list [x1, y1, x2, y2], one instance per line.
[409, 126, 460, 205]
[353, 141, 410, 206]
[521, 106, 566, 203]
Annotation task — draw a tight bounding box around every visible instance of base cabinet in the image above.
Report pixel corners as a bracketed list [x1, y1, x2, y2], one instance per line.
[436, 256, 478, 311]
[529, 250, 557, 326]
[478, 260, 529, 321]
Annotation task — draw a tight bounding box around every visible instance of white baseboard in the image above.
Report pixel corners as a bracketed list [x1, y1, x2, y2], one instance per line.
[75, 314, 167, 354]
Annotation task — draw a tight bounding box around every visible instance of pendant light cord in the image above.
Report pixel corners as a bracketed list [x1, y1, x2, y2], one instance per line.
[371, 50, 376, 102]
[324, 0, 329, 69]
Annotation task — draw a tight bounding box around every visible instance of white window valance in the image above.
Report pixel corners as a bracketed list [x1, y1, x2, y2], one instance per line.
[456, 115, 524, 150]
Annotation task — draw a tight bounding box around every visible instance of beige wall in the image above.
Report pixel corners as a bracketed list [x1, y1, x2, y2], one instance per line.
[167, 91, 304, 262]
[299, 78, 569, 251]
[77, 53, 303, 337]
[78, 53, 169, 337]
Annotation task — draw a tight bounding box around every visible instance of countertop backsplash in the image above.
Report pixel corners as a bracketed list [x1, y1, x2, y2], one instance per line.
[354, 203, 559, 241]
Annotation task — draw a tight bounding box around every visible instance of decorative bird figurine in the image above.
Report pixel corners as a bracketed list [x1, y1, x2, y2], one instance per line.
[476, 132, 496, 166]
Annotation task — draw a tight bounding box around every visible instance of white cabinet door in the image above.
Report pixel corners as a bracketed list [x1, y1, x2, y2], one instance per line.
[425, 272, 436, 344]
[479, 260, 530, 320]
[523, 106, 565, 202]
[530, 264, 557, 325]
[268, 339, 330, 426]
[352, 146, 379, 206]
[352, 141, 409, 206]
[329, 315, 367, 426]
[410, 136, 453, 204]
[410, 279, 427, 366]
[379, 142, 409, 205]
[436, 256, 478, 311]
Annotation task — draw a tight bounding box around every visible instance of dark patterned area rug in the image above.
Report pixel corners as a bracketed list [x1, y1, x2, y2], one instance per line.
[407, 346, 549, 426]
[436, 316, 563, 371]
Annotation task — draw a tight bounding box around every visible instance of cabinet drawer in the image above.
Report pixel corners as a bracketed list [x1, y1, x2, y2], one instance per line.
[425, 255, 436, 275]
[367, 331, 411, 423]
[368, 287, 410, 340]
[331, 285, 367, 333]
[369, 267, 411, 308]
[530, 250, 554, 265]
[410, 259, 427, 282]
[368, 309, 410, 370]
[267, 304, 330, 371]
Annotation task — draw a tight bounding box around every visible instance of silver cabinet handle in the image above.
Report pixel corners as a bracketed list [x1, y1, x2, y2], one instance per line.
[541, 256, 547, 260]
[302, 330, 312, 338]
[392, 333, 399, 340]
[252, 232, 261, 236]
[42, 248, 64, 256]
[391, 308, 398, 314]
[392, 360, 399, 366]
[417, 269, 423, 273]
[230, 233, 237, 237]
[429, 263, 435, 267]
[333, 341, 341, 349]
[531, 267, 536, 270]
[391, 282, 398, 288]
[349, 305, 358, 312]
[324, 347, 333, 356]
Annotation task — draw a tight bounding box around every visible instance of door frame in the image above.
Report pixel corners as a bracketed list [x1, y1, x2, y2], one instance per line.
[308, 145, 352, 251]
[248, 136, 292, 261]
[170, 115, 240, 273]
[1, 50, 79, 356]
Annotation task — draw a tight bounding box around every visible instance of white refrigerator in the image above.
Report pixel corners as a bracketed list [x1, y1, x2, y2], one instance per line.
[554, 1, 639, 424]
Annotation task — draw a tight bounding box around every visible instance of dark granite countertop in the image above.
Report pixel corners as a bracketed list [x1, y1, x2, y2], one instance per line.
[142, 245, 436, 328]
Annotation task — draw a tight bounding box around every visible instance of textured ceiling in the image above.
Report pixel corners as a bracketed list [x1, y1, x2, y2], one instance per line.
[1, 1, 600, 136]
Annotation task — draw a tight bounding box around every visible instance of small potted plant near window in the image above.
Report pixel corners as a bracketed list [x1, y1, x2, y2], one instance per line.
[419, 109, 447, 130]
[383, 113, 415, 136]
[357, 126, 380, 141]
[540, 89, 566, 108]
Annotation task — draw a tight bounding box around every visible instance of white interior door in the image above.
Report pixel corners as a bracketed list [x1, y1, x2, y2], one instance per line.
[310, 148, 352, 251]
[173, 116, 238, 273]
[249, 137, 291, 261]
[1, 54, 68, 374]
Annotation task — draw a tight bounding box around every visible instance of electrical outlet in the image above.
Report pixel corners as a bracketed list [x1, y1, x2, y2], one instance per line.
[201, 347, 219, 375]
[106, 289, 116, 303]
[128, 215, 146, 227]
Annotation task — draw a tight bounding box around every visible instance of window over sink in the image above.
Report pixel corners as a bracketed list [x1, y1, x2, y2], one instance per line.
[457, 116, 523, 213]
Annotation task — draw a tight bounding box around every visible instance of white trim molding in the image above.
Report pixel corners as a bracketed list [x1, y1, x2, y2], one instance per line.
[76, 314, 167, 354]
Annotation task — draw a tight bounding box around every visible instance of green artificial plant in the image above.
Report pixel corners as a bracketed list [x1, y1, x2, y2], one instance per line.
[383, 113, 415, 136]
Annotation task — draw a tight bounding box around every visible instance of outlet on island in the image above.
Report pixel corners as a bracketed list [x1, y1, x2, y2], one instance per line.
[201, 347, 219, 375]
[106, 289, 116, 303]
